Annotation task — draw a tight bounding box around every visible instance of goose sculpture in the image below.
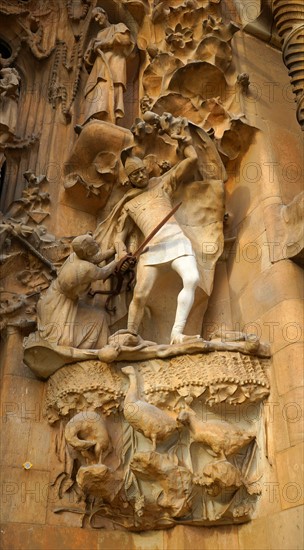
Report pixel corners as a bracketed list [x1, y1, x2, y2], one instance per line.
[178, 409, 255, 460]
[121, 365, 178, 450]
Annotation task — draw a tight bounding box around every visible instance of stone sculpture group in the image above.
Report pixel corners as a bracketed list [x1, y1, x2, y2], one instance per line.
[1, 0, 281, 532]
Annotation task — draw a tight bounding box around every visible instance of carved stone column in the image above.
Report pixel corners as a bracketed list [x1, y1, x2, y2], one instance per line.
[272, 0, 304, 129]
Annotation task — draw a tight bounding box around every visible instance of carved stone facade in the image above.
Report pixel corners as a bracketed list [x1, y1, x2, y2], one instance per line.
[0, 1, 303, 549]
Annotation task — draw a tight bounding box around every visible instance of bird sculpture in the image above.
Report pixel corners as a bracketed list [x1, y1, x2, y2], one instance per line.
[65, 411, 111, 464]
[177, 409, 255, 460]
[121, 365, 178, 450]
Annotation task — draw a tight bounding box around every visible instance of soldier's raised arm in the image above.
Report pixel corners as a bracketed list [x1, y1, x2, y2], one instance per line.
[162, 140, 198, 196]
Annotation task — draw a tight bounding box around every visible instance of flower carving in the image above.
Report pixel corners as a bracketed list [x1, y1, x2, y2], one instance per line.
[165, 23, 193, 50]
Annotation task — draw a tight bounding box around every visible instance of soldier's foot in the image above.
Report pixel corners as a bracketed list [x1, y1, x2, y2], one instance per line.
[170, 332, 201, 345]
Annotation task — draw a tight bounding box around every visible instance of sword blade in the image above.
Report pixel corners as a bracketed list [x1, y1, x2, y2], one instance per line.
[133, 201, 182, 258]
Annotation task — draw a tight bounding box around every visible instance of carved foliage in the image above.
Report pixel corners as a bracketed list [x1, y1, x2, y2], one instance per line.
[141, 0, 254, 163]
[0, 172, 71, 333]
[44, 352, 269, 530]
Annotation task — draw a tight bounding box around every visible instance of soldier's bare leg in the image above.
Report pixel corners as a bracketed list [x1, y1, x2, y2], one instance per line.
[170, 255, 201, 344]
[127, 261, 159, 334]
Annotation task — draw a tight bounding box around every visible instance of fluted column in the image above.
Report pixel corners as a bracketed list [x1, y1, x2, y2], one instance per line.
[272, 0, 304, 130]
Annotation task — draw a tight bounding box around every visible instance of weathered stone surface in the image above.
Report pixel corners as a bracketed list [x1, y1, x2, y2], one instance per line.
[281, 387, 304, 447]
[0, 0, 302, 546]
[238, 262, 304, 325]
[1, 375, 45, 468]
[0, 467, 49, 525]
[0, 524, 99, 550]
[273, 344, 304, 395]
[276, 442, 304, 511]
[255, 299, 303, 354]
[0, 330, 35, 379]
[238, 506, 304, 550]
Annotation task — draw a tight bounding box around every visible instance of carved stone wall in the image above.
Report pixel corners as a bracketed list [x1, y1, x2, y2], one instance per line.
[0, 1, 303, 549]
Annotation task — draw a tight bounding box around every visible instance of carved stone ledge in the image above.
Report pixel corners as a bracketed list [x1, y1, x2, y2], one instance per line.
[44, 351, 269, 530]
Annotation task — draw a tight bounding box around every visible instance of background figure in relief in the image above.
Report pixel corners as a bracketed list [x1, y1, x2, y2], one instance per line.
[83, 7, 134, 124]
